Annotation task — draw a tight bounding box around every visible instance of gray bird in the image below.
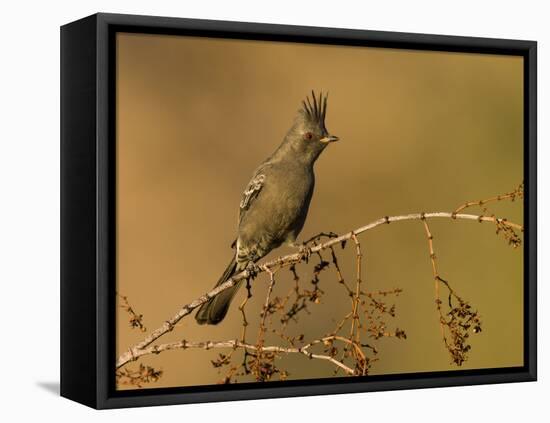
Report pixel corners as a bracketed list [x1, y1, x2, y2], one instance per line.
[195, 91, 339, 325]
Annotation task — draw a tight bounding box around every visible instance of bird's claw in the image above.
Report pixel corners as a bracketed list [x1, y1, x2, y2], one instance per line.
[298, 244, 312, 263]
[246, 262, 260, 279]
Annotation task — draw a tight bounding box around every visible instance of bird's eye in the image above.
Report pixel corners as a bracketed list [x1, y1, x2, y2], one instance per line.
[304, 132, 313, 140]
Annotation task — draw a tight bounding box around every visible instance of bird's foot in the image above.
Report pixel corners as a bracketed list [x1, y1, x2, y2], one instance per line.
[297, 243, 312, 263]
[245, 262, 261, 279]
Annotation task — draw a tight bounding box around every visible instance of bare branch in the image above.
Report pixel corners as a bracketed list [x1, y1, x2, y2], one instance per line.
[116, 210, 523, 369]
[121, 337, 355, 376]
[453, 182, 524, 214]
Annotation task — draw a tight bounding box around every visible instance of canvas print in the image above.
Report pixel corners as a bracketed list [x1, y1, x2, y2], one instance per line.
[114, 32, 524, 390]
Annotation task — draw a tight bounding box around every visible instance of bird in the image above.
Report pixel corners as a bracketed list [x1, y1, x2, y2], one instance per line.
[195, 91, 339, 325]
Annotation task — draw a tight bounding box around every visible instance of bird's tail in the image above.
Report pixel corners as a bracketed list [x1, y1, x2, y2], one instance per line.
[195, 256, 242, 325]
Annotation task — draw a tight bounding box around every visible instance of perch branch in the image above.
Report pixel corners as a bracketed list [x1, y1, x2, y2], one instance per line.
[116, 211, 522, 369]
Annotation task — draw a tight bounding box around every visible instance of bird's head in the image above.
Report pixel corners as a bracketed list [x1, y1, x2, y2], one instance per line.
[283, 91, 339, 163]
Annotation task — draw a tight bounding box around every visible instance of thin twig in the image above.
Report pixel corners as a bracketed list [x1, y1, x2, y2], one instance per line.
[118, 293, 147, 332]
[253, 270, 277, 379]
[453, 182, 524, 214]
[421, 217, 446, 339]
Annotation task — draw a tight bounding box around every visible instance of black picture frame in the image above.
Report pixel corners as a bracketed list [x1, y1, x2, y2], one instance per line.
[60, 12, 537, 409]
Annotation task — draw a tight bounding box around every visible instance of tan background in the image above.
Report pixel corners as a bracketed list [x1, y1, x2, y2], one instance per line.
[115, 32, 524, 389]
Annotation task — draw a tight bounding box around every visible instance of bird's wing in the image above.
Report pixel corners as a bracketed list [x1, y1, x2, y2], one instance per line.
[238, 168, 267, 222]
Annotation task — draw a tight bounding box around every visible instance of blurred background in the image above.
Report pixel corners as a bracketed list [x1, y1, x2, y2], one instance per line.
[115, 32, 524, 389]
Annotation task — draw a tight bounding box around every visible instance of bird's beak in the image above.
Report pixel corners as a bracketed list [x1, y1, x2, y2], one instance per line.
[320, 135, 339, 143]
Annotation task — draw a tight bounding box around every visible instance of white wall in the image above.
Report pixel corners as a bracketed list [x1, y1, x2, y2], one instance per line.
[1, 0, 546, 421]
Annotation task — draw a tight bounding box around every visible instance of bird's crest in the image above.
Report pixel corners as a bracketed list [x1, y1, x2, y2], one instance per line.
[301, 90, 328, 128]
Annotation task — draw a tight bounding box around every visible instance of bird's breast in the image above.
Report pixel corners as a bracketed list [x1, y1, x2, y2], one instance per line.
[237, 164, 314, 257]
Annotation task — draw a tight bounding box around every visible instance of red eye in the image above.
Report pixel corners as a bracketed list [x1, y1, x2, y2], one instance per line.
[304, 132, 313, 140]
